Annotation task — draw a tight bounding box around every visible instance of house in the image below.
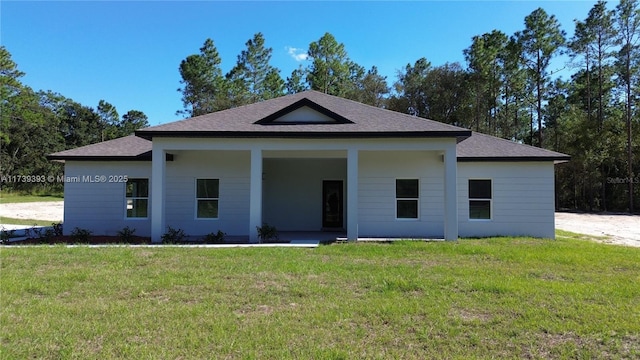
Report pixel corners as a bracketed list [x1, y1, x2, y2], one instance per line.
[48, 90, 570, 242]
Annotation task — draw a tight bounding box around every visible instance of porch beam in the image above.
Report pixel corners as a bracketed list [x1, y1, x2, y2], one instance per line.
[346, 148, 359, 241]
[249, 148, 263, 243]
[443, 144, 458, 241]
[150, 147, 166, 243]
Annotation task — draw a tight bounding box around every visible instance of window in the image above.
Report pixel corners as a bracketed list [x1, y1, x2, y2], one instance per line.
[469, 179, 491, 220]
[126, 179, 148, 218]
[396, 179, 419, 219]
[196, 179, 219, 219]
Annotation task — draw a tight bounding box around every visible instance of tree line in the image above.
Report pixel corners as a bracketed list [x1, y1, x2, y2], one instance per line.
[0, 46, 149, 192]
[1, 1, 637, 212]
[177, 1, 638, 213]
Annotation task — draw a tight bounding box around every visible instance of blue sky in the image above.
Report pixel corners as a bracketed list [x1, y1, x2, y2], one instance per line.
[3, 1, 598, 126]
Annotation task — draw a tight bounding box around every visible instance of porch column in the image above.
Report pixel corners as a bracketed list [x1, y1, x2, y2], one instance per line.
[347, 148, 359, 241]
[443, 143, 458, 240]
[150, 146, 166, 243]
[249, 148, 262, 243]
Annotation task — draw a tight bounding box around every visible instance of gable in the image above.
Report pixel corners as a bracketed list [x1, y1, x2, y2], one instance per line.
[254, 97, 353, 125]
[271, 106, 338, 123]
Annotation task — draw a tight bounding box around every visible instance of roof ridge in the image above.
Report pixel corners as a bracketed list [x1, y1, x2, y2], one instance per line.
[304, 90, 469, 131]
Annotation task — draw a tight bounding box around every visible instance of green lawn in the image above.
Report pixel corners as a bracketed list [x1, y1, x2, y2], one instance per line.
[0, 193, 63, 204]
[1, 234, 638, 359]
[0, 217, 53, 227]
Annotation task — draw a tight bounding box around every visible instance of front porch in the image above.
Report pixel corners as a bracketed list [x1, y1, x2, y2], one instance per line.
[149, 138, 459, 243]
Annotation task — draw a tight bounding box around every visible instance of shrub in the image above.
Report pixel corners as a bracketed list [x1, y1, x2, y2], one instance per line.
[51, 222, 63, 237]
[33, 223, 64, 242]
[117, 226, 136, 242]
[203, 230, 226, 244]
[70, 227, 92, 243]
[162, 226, 187, 244]
[256, 223, 279, 243]
[0, 227, 15, 244]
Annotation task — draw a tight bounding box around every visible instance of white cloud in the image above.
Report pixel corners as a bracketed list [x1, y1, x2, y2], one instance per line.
[286, 46, 308, 61]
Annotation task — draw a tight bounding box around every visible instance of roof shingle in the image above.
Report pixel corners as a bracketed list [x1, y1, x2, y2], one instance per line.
[47, 135, 151, 161]
[48, 91, 570, 162]
[457, 132, 570, 162]
[135, 90, 471, 138]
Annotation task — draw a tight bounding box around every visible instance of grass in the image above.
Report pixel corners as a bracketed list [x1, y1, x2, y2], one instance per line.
[0, 217, 53, 227]
[0, 192, 63, 204]
[1, 233, 639, 359]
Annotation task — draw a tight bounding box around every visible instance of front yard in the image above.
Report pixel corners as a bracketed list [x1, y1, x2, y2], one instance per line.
[1, 234, 638, 359]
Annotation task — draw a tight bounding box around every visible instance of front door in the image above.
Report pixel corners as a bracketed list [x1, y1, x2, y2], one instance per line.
[322, 180, 343, 229]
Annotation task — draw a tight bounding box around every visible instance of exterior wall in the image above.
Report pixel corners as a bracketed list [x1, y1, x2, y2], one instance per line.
[164, 150, 250, 237]
[150, 137, 459, 241]
[457, 161, 556, 239]
[263, 158, 346, 231]
[63, 161, 152, 236]
[358, 151, 445, 238]
[64, 149, 556, 240]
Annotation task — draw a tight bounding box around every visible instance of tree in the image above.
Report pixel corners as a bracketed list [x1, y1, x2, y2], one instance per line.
[357, 66, 390, 107]
[58, 99, 102, 148]
[0, 46, 144, 193]
[119, 110, 149, 136]
[0, 46, 26, 145]
[286, 65, 308, 94]
[615, 0, 640, 212]
[97, 100, 119, 141]
[464, 30, 508, 135]
[390, 57, 432, 117]
[307, 33, 355, 96]
[226, 33, 284, 106]
[583, 1, 617, 210]
[499, 37, 529, 141]
[422, 62, 474, 127]
[0, 50, 65, 186]
[517, 8, 566, 147]
[586, 1, 616, 131]
[261, 68, 286, 101]
[389, 59, 473, 127]
[177, 38, 226, 117]
[569, 18, 596, 130]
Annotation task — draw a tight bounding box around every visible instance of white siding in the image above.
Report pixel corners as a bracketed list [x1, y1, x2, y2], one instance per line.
[63, 161, 152, 236]
[457, 162, 556, 239]
[164, 150, 250, 237]
[262, 158, 346, 231]
[64, 138, 556, 240]
[358, 151, 445, 238]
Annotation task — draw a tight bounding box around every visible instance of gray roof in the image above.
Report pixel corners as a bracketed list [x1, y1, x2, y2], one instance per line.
[135, 90, 471, 139]
[48, 132, 569, 162]
[47, 135, 152, 161]
[457, 132, 570, 162]
[48, 91, 570, 162]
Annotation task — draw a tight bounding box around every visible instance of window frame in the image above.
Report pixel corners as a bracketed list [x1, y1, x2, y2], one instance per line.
[125, 178, 149, 219]
[468, 179, 492, 221]
[195, 178, 220, 220]
[395, 178, 420, 220]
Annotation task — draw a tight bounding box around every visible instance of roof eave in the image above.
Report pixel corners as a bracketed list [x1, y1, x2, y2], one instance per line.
[135, 130, 472, 140]
[46, 152, 153, 162]
[457, 156, 571, 162]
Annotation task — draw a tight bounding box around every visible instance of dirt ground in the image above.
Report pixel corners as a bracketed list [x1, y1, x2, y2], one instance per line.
[1, 201, 638, 247]
[1, 201, 64, 222]
[555, 212, 640, 247]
